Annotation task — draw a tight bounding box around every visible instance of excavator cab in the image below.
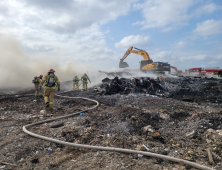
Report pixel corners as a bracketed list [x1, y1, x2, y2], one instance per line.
[140, 60, 153, 70]
[119, 59, 129, 68]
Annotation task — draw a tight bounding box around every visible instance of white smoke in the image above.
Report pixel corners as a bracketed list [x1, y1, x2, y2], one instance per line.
[0, 33, 176, 92]
[0, 33, 104, 89]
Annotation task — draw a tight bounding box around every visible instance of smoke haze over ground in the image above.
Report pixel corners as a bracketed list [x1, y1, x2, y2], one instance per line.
[0, 33, 104, 89]
[0, 33, 175, 91]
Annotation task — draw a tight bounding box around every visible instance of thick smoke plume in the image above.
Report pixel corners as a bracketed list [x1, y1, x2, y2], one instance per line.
[0, 33, 175, 91]
[0, 33, 103, 89]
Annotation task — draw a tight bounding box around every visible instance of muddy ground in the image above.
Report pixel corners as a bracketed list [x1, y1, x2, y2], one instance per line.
[0, 77, 222, 170]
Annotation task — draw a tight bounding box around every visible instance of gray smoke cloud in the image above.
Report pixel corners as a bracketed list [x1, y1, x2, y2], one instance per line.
[0, 33, 104, 89]
[0, 33, 175, 92]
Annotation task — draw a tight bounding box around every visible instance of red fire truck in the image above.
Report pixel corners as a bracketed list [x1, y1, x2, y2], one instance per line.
[188, 67, 222, 78]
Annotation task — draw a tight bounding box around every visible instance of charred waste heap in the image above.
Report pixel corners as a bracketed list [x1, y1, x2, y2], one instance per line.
[94, 76, 222, 104]
[95, 76, 167, 95]
[1, 76, 222, 169]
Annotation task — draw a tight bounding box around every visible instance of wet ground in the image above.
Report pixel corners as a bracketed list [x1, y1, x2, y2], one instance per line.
[0, 77, 222, 170]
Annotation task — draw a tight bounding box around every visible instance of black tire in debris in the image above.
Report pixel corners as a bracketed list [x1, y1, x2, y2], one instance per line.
[50, 122, 64, 128]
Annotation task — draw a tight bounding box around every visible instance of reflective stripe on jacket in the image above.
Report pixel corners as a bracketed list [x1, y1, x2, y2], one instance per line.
[39, 74, 60, 89]
[73, 77, 80, 82]
[34, 77, 41, 84]
[81, 75, 90, 82]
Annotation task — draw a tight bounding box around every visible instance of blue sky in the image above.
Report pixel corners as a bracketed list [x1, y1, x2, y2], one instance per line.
[0, 0, 222, 73]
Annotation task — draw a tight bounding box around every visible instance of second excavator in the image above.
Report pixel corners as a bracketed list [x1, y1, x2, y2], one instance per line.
[119, 46, 170, 74]
[170, 66, 182, 76]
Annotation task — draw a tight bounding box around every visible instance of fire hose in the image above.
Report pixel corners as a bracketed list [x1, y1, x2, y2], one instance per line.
[23, 90, 214, 170]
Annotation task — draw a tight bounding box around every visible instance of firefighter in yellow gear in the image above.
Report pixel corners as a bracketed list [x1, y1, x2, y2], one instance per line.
[33, 75, 43, 96]
[39, 69, 60, 110]
[81, 73, 91, 90]
[73, 75, 80, 90]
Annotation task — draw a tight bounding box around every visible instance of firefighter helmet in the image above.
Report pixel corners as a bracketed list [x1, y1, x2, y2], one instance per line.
[39, 75, 43, 77]
[49, 69, 55, 73]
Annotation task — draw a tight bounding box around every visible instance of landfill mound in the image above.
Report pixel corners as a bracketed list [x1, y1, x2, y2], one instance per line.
[95, 76, 168, 95]
[0, 77, 222, 169]
[95, 76, 222, 104]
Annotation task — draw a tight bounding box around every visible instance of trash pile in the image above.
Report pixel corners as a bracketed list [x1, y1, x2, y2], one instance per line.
[93, 76, 222, 105]
[94, 76, 168, 95]
[1, 76, 222, 169]
[165, 77, 222, 103]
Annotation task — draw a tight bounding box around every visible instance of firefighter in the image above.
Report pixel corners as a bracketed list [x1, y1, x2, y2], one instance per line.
[73, 75, 80, 90]
[39, 69, 60, 110]
[81, 73, 91, 90]
[33, 75, 43, 97]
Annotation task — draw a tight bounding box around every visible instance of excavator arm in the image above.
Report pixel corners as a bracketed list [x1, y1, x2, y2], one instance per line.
[170, 66, 178, 72]
[170, 66, 183, 75]
[119, 46, 152, 68]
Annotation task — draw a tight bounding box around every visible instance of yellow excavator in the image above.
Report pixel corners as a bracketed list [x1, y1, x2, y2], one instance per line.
[119, 46, 170, 73]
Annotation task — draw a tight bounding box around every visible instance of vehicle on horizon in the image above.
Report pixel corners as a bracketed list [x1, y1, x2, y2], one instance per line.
[187, 67, 222, 78]
[170, 66, 182, 76]
[119, 46, 170, 75]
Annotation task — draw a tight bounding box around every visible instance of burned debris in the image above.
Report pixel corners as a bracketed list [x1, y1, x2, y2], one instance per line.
[1, 74, 222, 170]
[95, 76, 168, 95]
[94, 75, 222, 105]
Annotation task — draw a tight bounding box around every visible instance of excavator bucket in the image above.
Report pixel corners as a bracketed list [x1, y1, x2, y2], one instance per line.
[119, 59, 129, 68]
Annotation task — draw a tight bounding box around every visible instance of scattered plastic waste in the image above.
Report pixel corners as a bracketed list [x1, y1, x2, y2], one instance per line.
[216, 130, 222, 136]
[148, 131, 160, 138]
[212, 152, 222, 160]
[44, 147, 53, 152]
[138, 154, 143, 157]
[107, 134, 111, 138]
[80, 113, 84, 115]
[50, 122, 64, 128]
[40, 110, 46, 115]
[148, 128, 154, 133]
[186, 130, 195, 137]
[143, 144, 149, 151]
[27, 114, 36, 118]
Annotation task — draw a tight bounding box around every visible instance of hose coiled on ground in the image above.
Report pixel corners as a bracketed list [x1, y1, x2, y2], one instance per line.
[23, 90, 214, 170]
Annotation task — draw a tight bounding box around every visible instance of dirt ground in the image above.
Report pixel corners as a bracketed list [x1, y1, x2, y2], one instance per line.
[0, 77, 222, 170]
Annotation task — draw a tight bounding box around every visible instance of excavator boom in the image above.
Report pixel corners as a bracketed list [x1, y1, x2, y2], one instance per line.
[170, 66, 183, 75]
[170, 66, 178, 72]
[119, 46, 152, 68]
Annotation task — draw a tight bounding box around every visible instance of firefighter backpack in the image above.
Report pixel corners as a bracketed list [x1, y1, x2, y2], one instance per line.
[32, 76, 38, 84]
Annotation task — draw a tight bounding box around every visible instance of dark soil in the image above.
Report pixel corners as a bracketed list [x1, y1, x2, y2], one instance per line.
[0, 77, 222, 170]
